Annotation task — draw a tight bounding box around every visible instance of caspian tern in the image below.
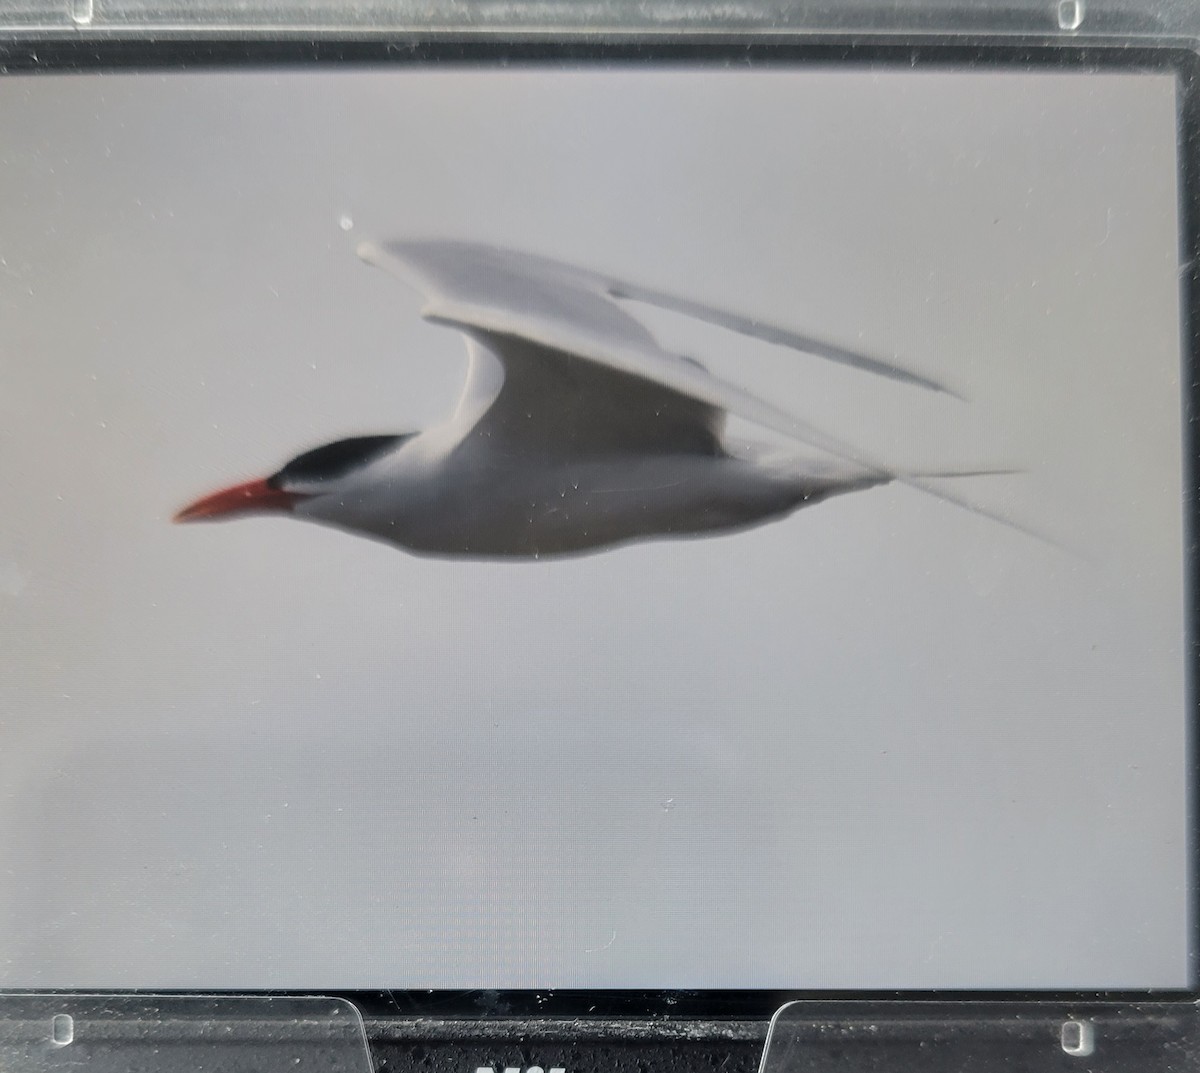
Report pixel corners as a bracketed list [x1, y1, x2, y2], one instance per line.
[174, 240, 1014, 559]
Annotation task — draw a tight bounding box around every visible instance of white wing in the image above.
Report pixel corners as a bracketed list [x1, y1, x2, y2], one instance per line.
[359, 239, 930, 466]
[358, 239, 1047, 543]
[358, 238, 955, 391]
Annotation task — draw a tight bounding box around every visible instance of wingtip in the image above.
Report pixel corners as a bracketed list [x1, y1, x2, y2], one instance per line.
[934, 381, 970, 403]
[355, 240, 384, 266]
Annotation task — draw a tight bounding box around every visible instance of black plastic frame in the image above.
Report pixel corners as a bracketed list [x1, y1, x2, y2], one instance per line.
[0, 32, 1196, 1026]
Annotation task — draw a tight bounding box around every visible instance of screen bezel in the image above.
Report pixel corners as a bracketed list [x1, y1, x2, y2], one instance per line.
[0, 33, 1195, 1019]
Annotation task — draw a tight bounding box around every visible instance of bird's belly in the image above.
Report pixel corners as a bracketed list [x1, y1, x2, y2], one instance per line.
[390, 455, 805, 559]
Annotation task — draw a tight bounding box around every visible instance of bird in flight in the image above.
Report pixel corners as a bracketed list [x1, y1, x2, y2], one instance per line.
[174, 240, 1013, 559]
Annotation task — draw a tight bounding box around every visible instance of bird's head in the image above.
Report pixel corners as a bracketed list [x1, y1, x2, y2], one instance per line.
[173, 434, 412, 524]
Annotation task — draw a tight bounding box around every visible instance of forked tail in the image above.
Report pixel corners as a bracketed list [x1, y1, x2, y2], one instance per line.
[886, 467, 1063, 551]
[901, 467, 1022, 480]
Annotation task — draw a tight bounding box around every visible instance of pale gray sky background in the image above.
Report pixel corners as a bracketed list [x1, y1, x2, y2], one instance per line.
[0, 66, 1189, 989]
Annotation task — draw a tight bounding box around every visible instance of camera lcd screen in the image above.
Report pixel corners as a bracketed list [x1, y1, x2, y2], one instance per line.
[0, 61, 1190, 991]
